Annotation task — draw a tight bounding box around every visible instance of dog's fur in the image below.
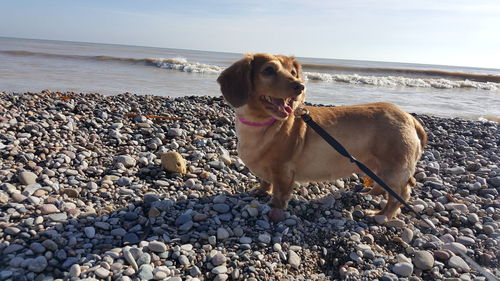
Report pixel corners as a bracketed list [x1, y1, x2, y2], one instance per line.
[217, 53, 426, 220]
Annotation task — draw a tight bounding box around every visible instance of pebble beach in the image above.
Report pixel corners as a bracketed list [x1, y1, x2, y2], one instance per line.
[0, 91, 498, 281]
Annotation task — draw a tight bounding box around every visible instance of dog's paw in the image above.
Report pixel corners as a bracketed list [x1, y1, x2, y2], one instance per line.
[249, 186, 271, 197]
[364, 209, 381, 217]
[268, 208, 286, 223]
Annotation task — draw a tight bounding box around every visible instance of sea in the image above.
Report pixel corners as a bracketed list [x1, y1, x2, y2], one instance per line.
[1, 37, 499, 121]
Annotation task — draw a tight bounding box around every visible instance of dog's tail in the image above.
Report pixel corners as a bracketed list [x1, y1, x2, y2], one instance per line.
[413, 117, 427, 149]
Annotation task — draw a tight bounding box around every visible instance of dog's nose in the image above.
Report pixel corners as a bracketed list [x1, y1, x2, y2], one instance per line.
[293, 82, 305, 95]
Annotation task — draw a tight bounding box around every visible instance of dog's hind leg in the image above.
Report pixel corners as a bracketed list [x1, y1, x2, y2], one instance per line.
[379, 175, 413, 220]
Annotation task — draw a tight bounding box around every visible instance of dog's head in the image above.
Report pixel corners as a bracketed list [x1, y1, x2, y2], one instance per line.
[217, 53, 305, 120]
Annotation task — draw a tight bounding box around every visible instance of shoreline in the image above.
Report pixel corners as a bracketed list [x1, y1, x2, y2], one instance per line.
[0, 91, 499, 280]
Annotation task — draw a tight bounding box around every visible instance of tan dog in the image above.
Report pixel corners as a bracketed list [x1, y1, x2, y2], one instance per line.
[217, 53, 426, 222]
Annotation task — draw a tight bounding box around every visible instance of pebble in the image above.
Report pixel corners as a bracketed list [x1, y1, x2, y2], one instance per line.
[258, 233, 271, 244]
[448, 256, 470, 272]
[212, 265, 228, 274]
[443, 242, 467, 255]
[392, 262, 413, 277]
[217, 227, 230, 240]
[412, 250, 434, 270]
[27, 256, 48, 273]
[18, 171, 37, 185]
[84, 226, 96, 238]
[213, 203, 230, 213]
[148, 241, 167, 253]
[288, 250, 301, 269]
[69, 264, 81, 277]
[211, 253, 227, 266]
[95, 267, 110, 278]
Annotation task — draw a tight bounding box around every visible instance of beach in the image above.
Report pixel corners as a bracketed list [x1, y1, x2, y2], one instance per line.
[0, 91, 498, 280]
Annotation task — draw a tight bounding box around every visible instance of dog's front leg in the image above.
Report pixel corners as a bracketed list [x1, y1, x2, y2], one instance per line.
[268, 170, 295, 222]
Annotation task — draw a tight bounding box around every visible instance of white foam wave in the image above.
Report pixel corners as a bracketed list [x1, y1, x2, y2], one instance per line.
[149, 57, 499, 90]
[151, 57, 223, 74]
[305, 72, 499, 90]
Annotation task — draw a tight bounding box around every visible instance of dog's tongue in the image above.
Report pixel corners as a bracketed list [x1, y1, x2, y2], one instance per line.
[270, 97, 292, 116]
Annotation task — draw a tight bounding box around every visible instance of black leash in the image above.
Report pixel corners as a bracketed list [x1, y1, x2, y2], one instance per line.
[294, 107, 430, 224]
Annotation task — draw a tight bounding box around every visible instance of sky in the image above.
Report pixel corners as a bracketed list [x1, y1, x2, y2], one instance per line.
[1, 0, 499, 69]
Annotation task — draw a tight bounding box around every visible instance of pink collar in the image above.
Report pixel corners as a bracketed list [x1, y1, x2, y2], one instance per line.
[237, 116, 276, 127]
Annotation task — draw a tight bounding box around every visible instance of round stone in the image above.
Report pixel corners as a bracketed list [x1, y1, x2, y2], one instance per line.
[27, 256, 48, 273]
[258, 233, 271, 244]
[211, 253, 227, 266]
[84, 226, 96, 238]
[217, 228, 230, 240]
[288, 250, 301, 269]
[392, 262, 413, 277]
[40, 204, 59, 215]
[148, 241, 167, 253]
[19, 171, 37, 185]
[448, 256, 470, 272]
[213, 203, 230, 213]
[211, 265, 228, 274]
[413, 251, 434, 270]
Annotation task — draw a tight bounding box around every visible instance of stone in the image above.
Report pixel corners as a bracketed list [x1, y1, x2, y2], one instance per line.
[443, 242, 467, 255]
[258, 233, 271, 244]
[448, 256, 470, 272]
[69, 264, 81, 277]
[213, 203, 230, 213]
[402, 228, 414, 243]
[374, 215, 388, 224]
[48, 212, 67, 222]
[386, 218, 405, 228]
[211, 253, 226, 266]
[217, 227, 230, 240]
[161, 151, 186, 174]
[62, 188, 79, 197]
[95, 267, 110, 278]
[40, 204, 59, 215]
[212, 265, 228, 274]
[84, 226, 96, 238]
[148, 241, 167, 253]
[413, 251, 434, 270]
[179, 220, 194, 232]
[288, 250, 301, 269]
[115, 155, 136, 167]
[123, 248, 139, 270]
[138, 264, 154, 280]
[175, 214, 192, 225]
[392, 262, 413, 277]
[239, 236, 252, 244]
[178, 255, 190, 265]
[456, 236, 475, 246]
[27, 256, 48, 273]
[5, 226, 21, 235]
[19, 171, 37, 185]
[433, 250, 451, 260]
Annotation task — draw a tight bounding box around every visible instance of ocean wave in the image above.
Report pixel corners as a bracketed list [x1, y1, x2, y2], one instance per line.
[2, 50, 499, 90]
[304, 72, 499, 90]
[302, 63, 500, 83]
[148, 57, 223, 74]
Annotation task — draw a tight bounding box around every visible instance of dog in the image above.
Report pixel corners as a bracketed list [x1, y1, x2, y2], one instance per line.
[217, 53, 426, 222]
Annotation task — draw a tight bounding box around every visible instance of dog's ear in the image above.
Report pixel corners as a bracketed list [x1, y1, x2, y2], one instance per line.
[292, 58, 304, 80]
[217, 54, 254, 107]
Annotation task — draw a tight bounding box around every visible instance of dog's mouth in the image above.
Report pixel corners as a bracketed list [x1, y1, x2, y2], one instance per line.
[260, 95, 297, 118]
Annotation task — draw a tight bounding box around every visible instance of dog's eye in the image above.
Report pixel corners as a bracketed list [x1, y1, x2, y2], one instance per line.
[291, 69, 297, 76]
[262, 66, 276, 76]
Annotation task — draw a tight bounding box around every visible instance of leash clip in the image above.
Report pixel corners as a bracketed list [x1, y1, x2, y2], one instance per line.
[294, 107, 309, 118]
